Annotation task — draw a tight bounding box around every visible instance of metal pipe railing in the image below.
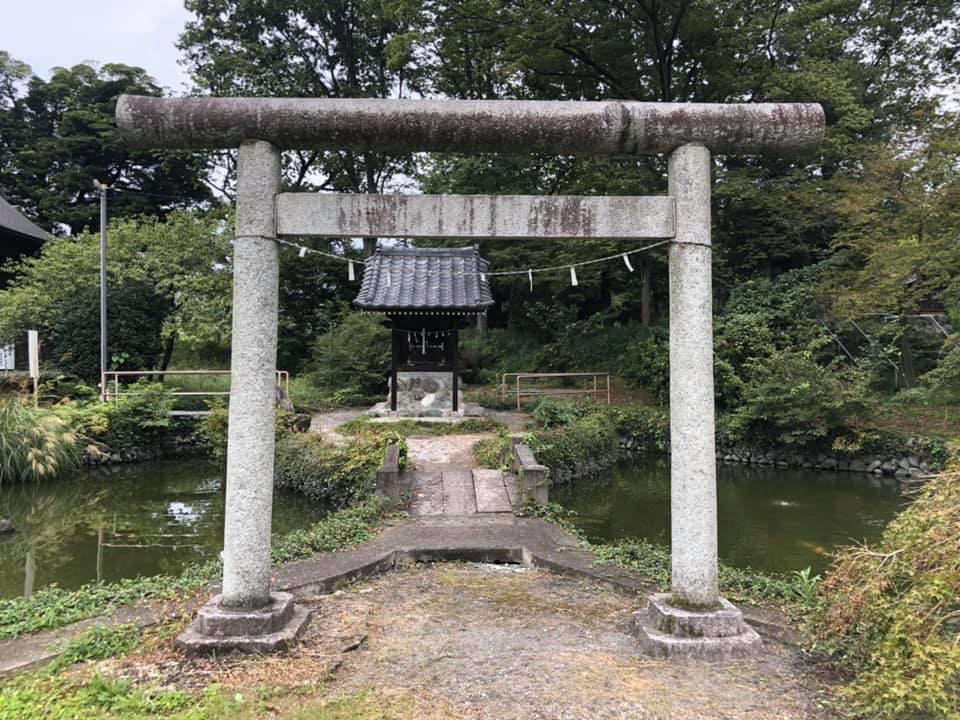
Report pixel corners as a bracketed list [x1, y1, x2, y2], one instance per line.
[100, 369, 290, 406]
[500, 372, 612, 410]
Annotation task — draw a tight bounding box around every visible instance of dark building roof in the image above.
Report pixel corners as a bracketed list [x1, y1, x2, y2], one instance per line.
[0, 193, 46, 246]
[354, 246, 494, 314]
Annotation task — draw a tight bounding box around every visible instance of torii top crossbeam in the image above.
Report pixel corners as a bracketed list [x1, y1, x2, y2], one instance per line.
[116, 96, 824, 155]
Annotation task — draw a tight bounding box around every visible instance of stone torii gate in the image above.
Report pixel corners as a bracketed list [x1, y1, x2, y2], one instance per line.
[117, 97, 823, 657]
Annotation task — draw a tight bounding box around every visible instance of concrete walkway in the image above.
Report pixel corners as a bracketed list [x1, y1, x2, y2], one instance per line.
[0, 603, 161, 678]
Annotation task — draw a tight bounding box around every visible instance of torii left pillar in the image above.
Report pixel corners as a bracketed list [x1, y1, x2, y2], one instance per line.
[176, 140, 311, 653]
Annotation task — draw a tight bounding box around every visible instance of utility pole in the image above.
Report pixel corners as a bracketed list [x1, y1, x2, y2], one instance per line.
[94, 181, 109, 401]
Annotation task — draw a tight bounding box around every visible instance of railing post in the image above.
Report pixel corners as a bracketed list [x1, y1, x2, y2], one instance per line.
[516, 375, 521, 411]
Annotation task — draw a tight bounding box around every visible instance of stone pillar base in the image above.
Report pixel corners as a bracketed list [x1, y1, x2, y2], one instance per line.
[632, 593, 761, 660]
[175, 592, 311, 654]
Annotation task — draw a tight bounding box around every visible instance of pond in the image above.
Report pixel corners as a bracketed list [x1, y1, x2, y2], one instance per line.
[0, 458, 324, 599]
[552, 456, 907, 574]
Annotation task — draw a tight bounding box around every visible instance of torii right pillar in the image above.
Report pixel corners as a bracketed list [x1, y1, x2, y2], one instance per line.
[632, 143, 763, 659]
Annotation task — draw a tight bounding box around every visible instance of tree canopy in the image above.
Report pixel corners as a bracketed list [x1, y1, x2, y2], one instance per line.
[0, 58, 212, 234]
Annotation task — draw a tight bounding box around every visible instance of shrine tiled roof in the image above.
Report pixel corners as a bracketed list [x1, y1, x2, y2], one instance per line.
[0, 193, 46, 246]
[354, 246, 494, 314]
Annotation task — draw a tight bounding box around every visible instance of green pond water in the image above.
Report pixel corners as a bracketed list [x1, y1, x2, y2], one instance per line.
[0, 455, 908, 598]
[553, 456, 908, 574]
[0, 458, 324, 599]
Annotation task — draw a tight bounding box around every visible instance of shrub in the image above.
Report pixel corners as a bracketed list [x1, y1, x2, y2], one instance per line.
[307, 314, 391, 405]
[0, 399, 81, 483]
[810, 471, 960, 719]
[609, 405, 669, 452]
[274, 432, 386, 508]
[194, 400, 229, 461]
[531, 397, 591, 429]
[101, 380, 175, 449]
[725, 350, 873, 449]
[528, 406, 619, 483]
[473, 433, 512, 469]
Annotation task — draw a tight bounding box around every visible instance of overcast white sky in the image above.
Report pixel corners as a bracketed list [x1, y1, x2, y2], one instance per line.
[2, 0, 192, 91]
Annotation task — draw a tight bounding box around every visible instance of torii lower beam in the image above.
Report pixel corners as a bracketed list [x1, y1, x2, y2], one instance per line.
[116, 96, 824, 659]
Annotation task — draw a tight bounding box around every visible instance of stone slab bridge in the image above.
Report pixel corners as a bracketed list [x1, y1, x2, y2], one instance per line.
[117, 96, 823, 659]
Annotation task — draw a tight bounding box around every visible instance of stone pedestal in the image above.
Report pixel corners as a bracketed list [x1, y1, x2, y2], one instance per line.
[632, 594, 761, 660]
[369, 371, 483, 418]
[176, 592, 311, 654]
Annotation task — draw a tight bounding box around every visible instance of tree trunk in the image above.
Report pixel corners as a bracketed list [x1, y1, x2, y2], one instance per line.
[640, 259, 652, 327]
[476, 313, 488, 335]
[363, 237, 377, 258]
[159, 332, 176, 373]
[899, 324, 917, 387]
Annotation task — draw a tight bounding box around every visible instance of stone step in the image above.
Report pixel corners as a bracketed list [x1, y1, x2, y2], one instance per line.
[442, 469, 477, 515]
[472, 469, 512, 513]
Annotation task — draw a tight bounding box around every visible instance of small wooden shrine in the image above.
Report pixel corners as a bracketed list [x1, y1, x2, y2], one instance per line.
[353, 246, 494, 415]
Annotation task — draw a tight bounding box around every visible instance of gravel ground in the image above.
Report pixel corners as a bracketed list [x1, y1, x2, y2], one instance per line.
[108, 563, 838, 719]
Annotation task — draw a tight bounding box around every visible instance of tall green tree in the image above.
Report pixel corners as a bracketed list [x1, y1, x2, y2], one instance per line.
[0, 211, 233, 375]
[823, 114, 960, 386]
[407, 0, 960, 303]
[0, 58, 212, 234]
[178, 0, 421, 231]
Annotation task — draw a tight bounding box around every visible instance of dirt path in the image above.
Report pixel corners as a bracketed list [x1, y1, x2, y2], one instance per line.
[108, 563, 837, 719]
[406, 434, 489, 471]
[310, 407, 531, 469]
[309, 408, 366, 445]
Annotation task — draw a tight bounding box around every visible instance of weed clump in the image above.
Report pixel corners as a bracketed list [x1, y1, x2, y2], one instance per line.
[810, 471, 960, 719]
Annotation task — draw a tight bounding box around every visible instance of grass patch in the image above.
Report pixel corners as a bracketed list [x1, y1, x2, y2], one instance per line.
[526, 502, 810, 607]
[48, 623, 142, 673]
[0, 564, 212, 641]
[0, 676, 452, 720]
[868, 399, 960, 441]
[271, 495, 387, 564]
[336, 416, 505, 437]
[0, 672, 245, 720]
[473, 434, 512, 469]
[284, 689, 459, 719]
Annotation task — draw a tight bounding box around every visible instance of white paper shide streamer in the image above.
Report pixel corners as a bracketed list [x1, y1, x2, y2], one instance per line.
[275, 235, 671, 287]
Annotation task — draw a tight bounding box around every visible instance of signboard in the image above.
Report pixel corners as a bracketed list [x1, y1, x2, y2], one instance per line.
[27, 330, 39, 379]
[0, 344, 13, 371]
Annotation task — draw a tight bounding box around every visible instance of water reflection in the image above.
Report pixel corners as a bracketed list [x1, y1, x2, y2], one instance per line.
[552, 456, 907, 573]
[0, 458, 322, 598]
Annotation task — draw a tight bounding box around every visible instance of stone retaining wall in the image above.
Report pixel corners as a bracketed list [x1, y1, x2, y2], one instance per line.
[83, 436, 198, 465]
[617, 435, 939, 479]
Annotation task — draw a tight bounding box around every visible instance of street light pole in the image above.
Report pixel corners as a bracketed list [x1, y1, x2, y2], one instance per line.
[94, 181, 109, 401]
